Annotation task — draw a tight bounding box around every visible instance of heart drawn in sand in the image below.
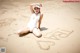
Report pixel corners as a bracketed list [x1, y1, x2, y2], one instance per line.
[37, 41, 55, 50]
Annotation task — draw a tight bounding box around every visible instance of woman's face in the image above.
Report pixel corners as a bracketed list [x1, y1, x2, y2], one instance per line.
[34, 7, 40, 14]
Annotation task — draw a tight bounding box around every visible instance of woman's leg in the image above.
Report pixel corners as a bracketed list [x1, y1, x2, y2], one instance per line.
[17, 27, 30, 35]
[33, 28, 42, 38]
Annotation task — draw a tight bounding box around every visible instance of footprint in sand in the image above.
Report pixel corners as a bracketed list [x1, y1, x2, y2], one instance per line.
[0, 9, 7, 15]
[0, 18, 16, 27]
[75, 18, 80, 21]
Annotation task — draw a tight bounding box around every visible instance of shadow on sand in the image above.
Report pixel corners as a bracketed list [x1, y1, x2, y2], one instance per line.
[40, 27, 48, 31]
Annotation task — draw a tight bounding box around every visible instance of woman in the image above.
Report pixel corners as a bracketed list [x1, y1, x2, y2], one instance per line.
[17, 3, 43, 38]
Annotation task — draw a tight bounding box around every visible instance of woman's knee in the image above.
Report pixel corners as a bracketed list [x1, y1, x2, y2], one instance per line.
[35, 33, 42, 38]
[17, 30, 25, 35]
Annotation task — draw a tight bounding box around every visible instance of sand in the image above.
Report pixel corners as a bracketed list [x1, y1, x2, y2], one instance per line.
[0, 0, 80, 53]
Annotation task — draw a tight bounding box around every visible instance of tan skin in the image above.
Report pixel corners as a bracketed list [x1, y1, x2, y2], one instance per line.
[17, 4, 43, 36]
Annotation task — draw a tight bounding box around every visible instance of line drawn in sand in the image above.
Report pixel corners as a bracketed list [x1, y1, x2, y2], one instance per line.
[0, 37, 8, 42]
[75, 18, 80, 21]
[8, 32, 30, 38]
[36, 28, 73, 50]
[44, 28, 73, 40]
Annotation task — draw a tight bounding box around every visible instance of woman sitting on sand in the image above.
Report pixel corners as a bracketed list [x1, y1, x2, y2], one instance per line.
[17, 3, 43, 38]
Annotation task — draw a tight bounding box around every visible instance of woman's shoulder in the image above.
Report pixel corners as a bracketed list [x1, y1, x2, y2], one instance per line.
[38, 13, 43, 17]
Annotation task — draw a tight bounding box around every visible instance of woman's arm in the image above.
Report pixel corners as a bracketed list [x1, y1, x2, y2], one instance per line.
[30, 3, 42, 13]
[30, 4, 34, 13]
[38, 14, 43, 29]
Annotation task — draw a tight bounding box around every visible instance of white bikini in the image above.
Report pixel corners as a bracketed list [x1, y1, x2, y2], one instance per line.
[27, 13, 40, 31]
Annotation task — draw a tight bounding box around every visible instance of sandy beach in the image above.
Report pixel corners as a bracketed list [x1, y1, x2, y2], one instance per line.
[0, 0, 80, 53]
